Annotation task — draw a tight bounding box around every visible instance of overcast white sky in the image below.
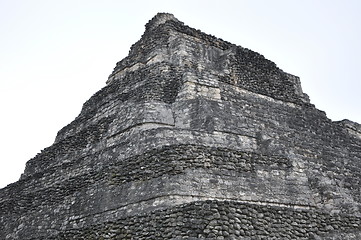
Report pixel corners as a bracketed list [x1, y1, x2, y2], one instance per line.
[0, 0, 360, 188]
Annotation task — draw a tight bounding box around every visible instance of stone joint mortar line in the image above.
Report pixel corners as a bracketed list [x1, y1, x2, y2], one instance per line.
[67, 193, 317, 223]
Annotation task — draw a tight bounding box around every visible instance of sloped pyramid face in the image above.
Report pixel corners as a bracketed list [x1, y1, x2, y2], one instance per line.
[1, 13, 361, 239]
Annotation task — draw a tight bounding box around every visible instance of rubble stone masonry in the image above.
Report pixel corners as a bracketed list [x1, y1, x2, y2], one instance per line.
[1, 13, 360, 239]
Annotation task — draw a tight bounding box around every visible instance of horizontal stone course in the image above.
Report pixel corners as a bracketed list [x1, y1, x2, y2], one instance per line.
[25, 200, 361, 240]
[0, 144, 291, 216]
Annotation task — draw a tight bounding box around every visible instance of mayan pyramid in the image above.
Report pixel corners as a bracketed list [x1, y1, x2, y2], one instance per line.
[1, 13, 361, 239]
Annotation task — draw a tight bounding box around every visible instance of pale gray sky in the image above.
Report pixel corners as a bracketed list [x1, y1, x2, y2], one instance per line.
[0, 0, 360, 188]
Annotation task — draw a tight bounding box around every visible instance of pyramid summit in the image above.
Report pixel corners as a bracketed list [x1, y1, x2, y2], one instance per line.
[1, 13, 361, 239]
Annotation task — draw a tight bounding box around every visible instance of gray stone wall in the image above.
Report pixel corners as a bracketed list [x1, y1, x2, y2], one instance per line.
[1, 13, 360, 239]
[29, 200, 361, 239]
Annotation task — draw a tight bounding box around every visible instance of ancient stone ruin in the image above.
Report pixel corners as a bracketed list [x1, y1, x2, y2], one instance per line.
[1, 13, 361, 239]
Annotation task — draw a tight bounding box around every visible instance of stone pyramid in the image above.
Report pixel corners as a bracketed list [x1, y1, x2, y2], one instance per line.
[1, 13, 361, 239]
